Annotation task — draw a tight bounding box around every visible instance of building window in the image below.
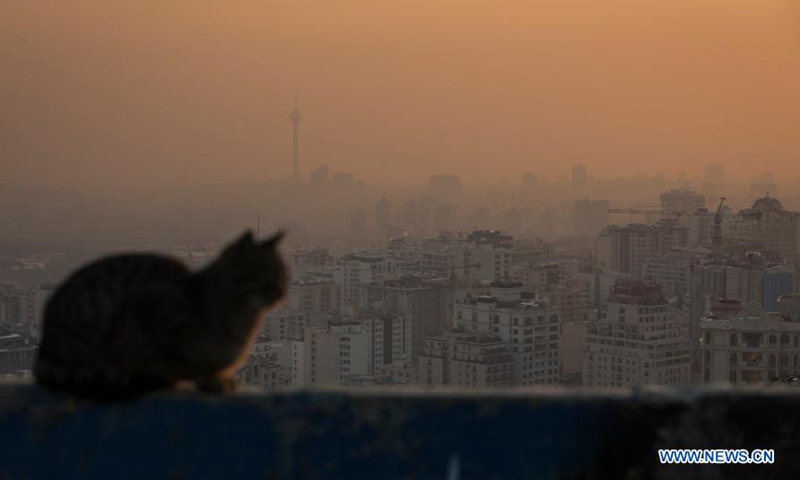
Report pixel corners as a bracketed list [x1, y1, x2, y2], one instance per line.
[730, 333, 738, 347]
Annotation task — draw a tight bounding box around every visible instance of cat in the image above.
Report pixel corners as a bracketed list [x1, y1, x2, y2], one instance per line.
[34, 230, 287, 399]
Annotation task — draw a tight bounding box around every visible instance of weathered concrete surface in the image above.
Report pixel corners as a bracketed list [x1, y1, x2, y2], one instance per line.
[0, 383, 797, 479]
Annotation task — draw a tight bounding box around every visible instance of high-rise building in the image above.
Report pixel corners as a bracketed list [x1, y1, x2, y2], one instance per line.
[725, 195, 800, 262]
[332, 172, 355, 191]
[0, 286, 51, 326]
[288, 275, 340, 314]
[263, 310, 311, 341]
[596, 221, 689, 276]
[574, 199, 609, 237]
[335, 253, 387, 315]
[418, 331, 516, 388]
[660, 189, 705, 216]
[583, 280, 692, 388]
[703, 163, 725, 198]
[237, 354, 291, 388]
[261, 339, 306, 387]
[401, 199, 419, 226]
[359, 274, 452, 355]
[685, 207, 714, 247]
[686, 262, 794, 374]
[302, 320, 384, 387]
[421, 230, 515, 283]
[641, 252, 695, 302]
[572, 164, 587, 196]
[428, 174, 463, 204]
[0, 333, 37, 375]
[522, 173, 539, 191]
[309, 165, 329, 188]
[453, 283, 561, 386]
[779, 294, 800, 322]
[704, 163, 724, 185]
[700, 301, 800, 385]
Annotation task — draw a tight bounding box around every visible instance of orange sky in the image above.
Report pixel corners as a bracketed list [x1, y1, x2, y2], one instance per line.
[2, 1, 800, 190]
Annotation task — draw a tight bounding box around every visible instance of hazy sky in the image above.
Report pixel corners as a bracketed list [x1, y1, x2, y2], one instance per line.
[2, 1, 800, 190]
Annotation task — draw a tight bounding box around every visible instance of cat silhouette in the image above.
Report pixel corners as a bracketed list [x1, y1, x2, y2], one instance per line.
[35, 230, 287, 399]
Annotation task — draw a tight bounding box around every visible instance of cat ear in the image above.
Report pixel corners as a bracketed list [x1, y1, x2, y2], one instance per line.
[225, 231, 255, 255]
[262, 231, 285, 248]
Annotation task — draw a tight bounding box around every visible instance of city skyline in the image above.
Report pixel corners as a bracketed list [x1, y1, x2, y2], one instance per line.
[4, 2, 800, 476]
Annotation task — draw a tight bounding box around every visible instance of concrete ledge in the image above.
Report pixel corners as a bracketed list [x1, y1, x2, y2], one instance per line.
[0, 383, 797, 479]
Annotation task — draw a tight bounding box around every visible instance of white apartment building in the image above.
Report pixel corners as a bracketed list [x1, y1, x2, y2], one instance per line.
[420, 230, 516, 283]
[334, 254, 388, 315]
[237, 355, 291, 389]
[359, 274, 452, 355]
[725, 195, 800, 262]
[418, 331, 515, 388]
[263, 309, 310, 341]
[596, 221, 688, 276]
[288, 275, 340, 313]
[453, 282, 561, 386]
[302, 320, 384, 387]
[700, 301, 800, 385]
[262, 340, 306, 387]
[583, 280, 691, 388]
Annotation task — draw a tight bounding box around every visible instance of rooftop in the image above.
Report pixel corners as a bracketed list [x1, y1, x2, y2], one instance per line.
[608, 280, 667, 306]
[464, 294, 550, 311]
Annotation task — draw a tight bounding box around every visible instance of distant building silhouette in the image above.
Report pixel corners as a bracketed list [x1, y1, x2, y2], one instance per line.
[704, 163, 724, 185]
[522, 173, 539, 191]
[574, 199, 609, 237]
[572, 164, 587, 196]
[401, 199, 419, 226]
[660, 189, 705, 216]
[429, 175, 462, 204]
[309, 165, 329, 188]
[332, 172, 355, 191]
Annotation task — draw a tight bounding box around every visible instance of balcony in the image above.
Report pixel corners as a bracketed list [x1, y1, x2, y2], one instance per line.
[740, 360, 765, 369]
[1, 382, 799, 478]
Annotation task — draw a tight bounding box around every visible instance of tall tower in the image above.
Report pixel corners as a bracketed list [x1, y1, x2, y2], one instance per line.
[289, 91, 302, 179]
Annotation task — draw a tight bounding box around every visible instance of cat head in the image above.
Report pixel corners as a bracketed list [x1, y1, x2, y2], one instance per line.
[215, 230, 288, 307]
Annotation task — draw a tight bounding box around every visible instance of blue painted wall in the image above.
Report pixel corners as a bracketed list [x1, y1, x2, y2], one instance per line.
[0, 384, 798, 479]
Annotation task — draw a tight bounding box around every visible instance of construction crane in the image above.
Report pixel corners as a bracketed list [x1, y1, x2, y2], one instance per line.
[607, 208, 688, 218]
[608, 196, 760, 250]
[711, 196, 726, 249]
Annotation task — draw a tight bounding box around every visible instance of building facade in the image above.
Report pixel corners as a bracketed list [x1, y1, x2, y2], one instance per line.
[418, 331, 515, 388]
[583, 281, 691, 388]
